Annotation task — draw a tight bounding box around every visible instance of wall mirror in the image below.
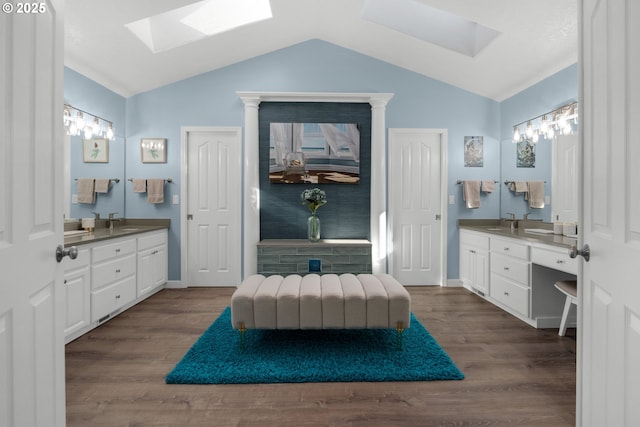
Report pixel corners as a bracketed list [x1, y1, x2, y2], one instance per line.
[64, 133, 125, 221]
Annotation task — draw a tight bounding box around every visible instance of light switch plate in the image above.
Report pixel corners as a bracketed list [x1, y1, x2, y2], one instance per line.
[71, 194, 78, 204]
[449, 195, 455, 205]
[172, 194, 179, 205]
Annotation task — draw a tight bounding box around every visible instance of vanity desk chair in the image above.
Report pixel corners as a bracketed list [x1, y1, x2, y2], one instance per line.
[554, 280, 578, 336]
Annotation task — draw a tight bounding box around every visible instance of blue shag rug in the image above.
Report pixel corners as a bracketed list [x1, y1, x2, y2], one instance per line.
[166, 307, 464, 384]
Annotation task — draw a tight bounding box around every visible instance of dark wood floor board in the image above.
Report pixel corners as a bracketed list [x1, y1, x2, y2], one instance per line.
[66, 286, 576, 426]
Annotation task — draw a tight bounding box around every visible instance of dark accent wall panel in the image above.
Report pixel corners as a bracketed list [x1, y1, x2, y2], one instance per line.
[259, 102, 372, 240]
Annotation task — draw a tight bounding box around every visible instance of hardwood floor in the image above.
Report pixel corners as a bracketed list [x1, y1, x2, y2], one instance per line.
[65, 287, 576, 426]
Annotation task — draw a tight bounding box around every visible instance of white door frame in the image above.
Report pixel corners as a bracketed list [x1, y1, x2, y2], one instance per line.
[180, 126, 242, 287]
[387, 128, 448, 286]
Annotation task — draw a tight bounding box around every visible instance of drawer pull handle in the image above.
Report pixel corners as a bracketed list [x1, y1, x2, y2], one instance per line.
[556, 259, 565, 264]
[115, 269, 121, 273]
[115, 295, 120, 299]
[470, 249, 476, 254]
[115, 248, 121, 253]
[504, 291, 510, 296]
[504, 247, 510, 251]
[503, 267, 510, 271]
[152, 250, 158, 255]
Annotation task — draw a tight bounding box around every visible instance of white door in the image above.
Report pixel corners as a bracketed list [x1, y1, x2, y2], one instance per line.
[552, 134, 579, 223]
[0, 2, 66, 426]
[388, 129, 445, 286]
[579, 0, 640, 425]
[184, 128, 242, 286]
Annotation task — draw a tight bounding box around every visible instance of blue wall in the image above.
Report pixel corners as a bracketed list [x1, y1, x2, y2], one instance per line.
[65, 39, 577, 283]
[259, 102, 372, 240]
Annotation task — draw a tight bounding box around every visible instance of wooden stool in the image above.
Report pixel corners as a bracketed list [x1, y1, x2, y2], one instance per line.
[554, 280, 577, 336]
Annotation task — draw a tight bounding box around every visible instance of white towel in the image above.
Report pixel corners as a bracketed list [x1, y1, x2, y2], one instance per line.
[481, 181, 495, 193]
[462, 180, 481, 209]
[77, 178, 95, 204]
[509, 181, 529, 193]
[94, 179, 110, 193]
[527, 181, 545, 208]
[132, 179, 146, 193]
[147, 179, 164, 204]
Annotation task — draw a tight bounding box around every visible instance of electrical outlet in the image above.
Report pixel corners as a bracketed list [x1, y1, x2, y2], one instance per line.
[308, 259, 321, 272]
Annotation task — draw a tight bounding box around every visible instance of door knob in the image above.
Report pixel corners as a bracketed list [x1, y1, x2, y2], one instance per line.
[569, 244, 590, 262]
[56, 245, 78, 263]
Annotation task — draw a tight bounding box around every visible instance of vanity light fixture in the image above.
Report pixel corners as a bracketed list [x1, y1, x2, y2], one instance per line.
[512, 101, 578, 143]
[63, 104, 116, 141]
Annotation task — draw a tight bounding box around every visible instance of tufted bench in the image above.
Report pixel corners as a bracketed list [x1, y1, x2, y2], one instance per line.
[230, 273, 411, 332]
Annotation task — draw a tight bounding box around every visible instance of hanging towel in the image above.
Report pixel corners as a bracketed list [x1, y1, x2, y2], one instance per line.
[94, 179, 110, 193]
[462, 180, 481, 209]
[481, 180, 495, 193]
[527, 181, 545, 208]
[132, 179, 147, 193]
[509, 181, 529, 193]
[147, 179, 165, 204]
[77, 178, 95, 204]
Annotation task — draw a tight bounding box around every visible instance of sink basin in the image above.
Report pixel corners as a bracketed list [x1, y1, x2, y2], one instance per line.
[118, 228, 140, 231]
[486, 227, 506, 231]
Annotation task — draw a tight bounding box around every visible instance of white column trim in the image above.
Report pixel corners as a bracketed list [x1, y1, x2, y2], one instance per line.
[237, 91, 394, 278]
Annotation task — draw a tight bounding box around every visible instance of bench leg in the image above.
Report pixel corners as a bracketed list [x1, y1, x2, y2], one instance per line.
[238, 321, 246, 349]
[396, 321, 404, 350]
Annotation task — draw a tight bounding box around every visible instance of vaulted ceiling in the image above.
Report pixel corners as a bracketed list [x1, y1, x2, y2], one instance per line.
[65, 0, 577, 101]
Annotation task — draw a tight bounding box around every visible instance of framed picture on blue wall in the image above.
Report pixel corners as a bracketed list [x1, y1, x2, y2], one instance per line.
[82, 138, 109, 163]
[141, 138, 167, 163]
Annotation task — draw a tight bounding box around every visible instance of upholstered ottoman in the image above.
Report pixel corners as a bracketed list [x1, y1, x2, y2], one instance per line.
[230, 273, 411, 332]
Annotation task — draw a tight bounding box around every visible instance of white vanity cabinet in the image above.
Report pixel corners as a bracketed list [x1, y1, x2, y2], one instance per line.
[63, 248, 91, 342]
[137, 230, 168, 297]
[63, 228, 169, 343]
[91, 237, 137, 322]
[459, 226, 578, 329]
[459, 229, 490, 295]
[489, 237, 531, 318]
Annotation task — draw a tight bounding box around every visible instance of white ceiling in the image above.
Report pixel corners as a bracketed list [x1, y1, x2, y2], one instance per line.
[65, 0, 577, 101]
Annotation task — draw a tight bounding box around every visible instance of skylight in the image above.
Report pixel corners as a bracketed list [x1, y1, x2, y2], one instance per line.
[361, 0, 501, 58]
[126, 0, 273, 54]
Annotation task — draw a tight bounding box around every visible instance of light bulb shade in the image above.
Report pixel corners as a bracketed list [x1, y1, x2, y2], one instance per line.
[92, 118, 101, 134]
[513, 127, 520, 143]
[532, 131, 539, 143]
[526, 121, 534, 138]
[106, 125, 114, 140]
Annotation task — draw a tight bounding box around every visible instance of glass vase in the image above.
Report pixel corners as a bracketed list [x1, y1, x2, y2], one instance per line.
[307, 214, 320, 242]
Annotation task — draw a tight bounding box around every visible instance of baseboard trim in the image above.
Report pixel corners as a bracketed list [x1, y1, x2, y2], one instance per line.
[165, 280, 185, 289]
[446, 279, 463, 287]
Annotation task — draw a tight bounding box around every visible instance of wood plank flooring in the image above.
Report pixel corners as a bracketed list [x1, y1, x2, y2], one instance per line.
[65, 287, 576, 426]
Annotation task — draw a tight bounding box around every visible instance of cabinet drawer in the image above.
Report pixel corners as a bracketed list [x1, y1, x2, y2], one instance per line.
[92, 238, 136, 263]
[491, 253, 530, 285]
[531, 246, 577, 274]
[460, 230, 489, 250]
[62, 247, 90, 271]
[92, 253, 136, 290]
[91, 275, 136, 322]
[138, 230, 167, 251]
[491, 237, 529, 260]
[490, 274, 530, 317]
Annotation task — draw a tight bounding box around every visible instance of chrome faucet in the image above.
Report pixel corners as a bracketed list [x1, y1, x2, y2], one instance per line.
[523, 213, 530, 220]
[107, 212, 120, 230]
[92, 211, 101, 220]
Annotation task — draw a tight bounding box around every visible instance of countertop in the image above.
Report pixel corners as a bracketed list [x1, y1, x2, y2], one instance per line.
[64, 219, 169, 247]
[459, 220, 577, 250]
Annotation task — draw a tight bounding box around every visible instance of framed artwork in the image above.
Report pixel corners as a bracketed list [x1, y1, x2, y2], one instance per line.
[141, 138, 167, 163]
[517, 140, 536, 168]
[83, 138, 109, 163]
[464, 136, 483, 167]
